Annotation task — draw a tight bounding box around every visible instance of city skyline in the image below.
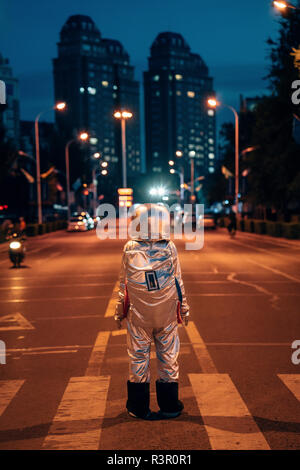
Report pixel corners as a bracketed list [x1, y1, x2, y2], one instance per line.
[1, 0, 280, 127]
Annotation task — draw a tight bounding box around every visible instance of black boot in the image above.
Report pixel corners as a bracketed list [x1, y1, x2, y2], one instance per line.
[156, 381, 184, 419]
[126, 381, 157, 420]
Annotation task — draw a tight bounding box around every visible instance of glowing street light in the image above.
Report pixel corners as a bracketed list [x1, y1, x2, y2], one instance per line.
[56, 102, 67, 111]
[35, 101, 67, 223]
[101, 169, 108, 176]
[176, 150, 183, 158]
[101, 161, 108, 168]
[65, 131, 90, 220]
[93, 152, 101, 159]
[170, 169, 176, 174]
[273, 1, 300, 10]
[169, 160, 175, 166]
[114, 110, 133, 188]
[207, 96, 240, 213]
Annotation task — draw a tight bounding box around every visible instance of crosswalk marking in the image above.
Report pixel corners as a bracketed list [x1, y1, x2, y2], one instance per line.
[0, 380, 25, 416]
[186, 321, 217, 373]
[278, 374, 300, 401]
[85, 331, 110, 376]
[42, 376, 110, 450]
[189, 374, 270, 450]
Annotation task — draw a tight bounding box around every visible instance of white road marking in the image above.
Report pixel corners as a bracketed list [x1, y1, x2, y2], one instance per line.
[247, 259, 300, 284]
[0, 380, 25, 416]
[0, 295, 109, 303]
[0, 282, 115, 291]
[23, 350, 78, 356]
[231, 238, 299, 260]
[85, 331, 110, 377]
[278, 375, 300, 401]
[185, 321, 217, 373]
[0, 312, 34, 331]
[227, 272, 279, 309]
[205, 342, 291, 347]
[42, 376, 110, 450]
[189, 373, 270, 450]
[104, 282, 119, 317]
[34, 314, 103, 321]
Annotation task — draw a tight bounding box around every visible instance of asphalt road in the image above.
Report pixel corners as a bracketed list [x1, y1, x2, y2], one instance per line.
[0, 227, 299, 450]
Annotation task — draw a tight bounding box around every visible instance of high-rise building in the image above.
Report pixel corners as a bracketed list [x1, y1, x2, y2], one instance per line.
[0, 53, 20, 146]
[53, 15, 141, 191]
[144, 32, 216, 181]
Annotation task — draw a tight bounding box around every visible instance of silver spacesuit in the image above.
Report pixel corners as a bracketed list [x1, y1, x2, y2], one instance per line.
[115, 204, 189, 419]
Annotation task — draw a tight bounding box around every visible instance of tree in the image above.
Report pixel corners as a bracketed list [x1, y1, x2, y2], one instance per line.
[247, 5, 300, 217]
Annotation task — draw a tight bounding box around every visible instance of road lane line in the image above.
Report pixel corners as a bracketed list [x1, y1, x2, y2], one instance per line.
[85, 331, 110, 377]
[0, 380, 25, 416]
[0, 283, 115, 291]
[0, 296, 109, 303]
[42, 376, 110, 450]
[104, 281, 119, 317]
[247, 259, 300, 283]
[231, 238, 300, 260]
[23, 350, 78, 356]
[278, 375, 300, 401]
[189, 374, 270, 450]
[185, 321, 217, 373]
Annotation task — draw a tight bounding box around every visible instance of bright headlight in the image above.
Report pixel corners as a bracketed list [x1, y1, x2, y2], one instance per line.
[10, 241, 21, 249]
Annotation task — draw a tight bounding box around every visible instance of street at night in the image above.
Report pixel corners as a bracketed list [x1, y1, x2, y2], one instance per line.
[0, 229, 299, 451]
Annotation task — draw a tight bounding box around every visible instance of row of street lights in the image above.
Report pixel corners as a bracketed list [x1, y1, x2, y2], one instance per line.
[33, 103, 132, 223]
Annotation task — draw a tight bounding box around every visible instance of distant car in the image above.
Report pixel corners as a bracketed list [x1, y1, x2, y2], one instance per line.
[67, 216, 88, 232]
[198, 213, 217, 230]
[71, 212, 94, 230]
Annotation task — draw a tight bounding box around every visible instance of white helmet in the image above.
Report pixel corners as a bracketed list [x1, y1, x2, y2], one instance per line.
[128, 203, 170, 241]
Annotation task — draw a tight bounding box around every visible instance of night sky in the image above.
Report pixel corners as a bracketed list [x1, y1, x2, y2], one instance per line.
[1, 0, 281, 128]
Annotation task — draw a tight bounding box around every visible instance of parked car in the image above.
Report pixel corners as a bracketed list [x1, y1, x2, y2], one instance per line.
[67, 215, 89, 232]
[71, 212, 94, 230]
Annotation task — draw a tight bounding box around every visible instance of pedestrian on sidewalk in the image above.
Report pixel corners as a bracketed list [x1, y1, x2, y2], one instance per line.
[115, 203, 190, 420]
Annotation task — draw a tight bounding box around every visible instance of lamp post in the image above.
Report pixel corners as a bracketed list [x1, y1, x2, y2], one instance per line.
[113, 110, 133, 188]
[188, 151, 196, 203]
[208, 98, 240, 213]
[35, 102, 66, 224]
[65, 132, 89, 220]
[170, 168, 185, 206]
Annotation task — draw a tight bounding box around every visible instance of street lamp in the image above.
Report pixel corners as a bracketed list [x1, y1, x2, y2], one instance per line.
[188, 151, 196, 203]
[35, 102, 66, 224]
[114, 110, 133, 188]
[65, 132, 89, 220]
[273, 1, 300, 11]
[169, 168, 185, 206]
[207, 97, 240, 213]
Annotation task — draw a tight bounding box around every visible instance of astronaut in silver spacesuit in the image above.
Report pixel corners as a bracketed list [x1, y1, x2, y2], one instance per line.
[115, 204, 189, 420]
